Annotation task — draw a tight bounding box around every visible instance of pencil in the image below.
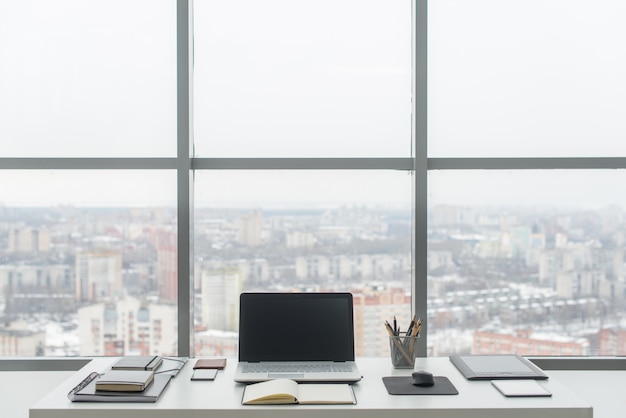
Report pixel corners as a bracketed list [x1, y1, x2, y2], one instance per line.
[412, 318, 422, 336]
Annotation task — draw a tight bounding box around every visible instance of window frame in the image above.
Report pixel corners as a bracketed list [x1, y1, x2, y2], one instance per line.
[1, 0, 624, 370]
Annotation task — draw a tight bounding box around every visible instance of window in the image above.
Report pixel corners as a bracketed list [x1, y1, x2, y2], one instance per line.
[429, 170, 626, 355]
[428, 0, 626, 356]
[0, 171, 177, 356]
[429, 0, 626, 157]
[2, 0, 626, 363]
[193, 0, 412, 158]
[0, 0, 176, 157]
[193, 170, 412, 357]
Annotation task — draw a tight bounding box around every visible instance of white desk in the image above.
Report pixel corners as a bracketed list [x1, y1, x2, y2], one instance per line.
[29, 357, 593, 418]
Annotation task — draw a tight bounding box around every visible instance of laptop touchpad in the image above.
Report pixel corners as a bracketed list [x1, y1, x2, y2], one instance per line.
[268, 373, 304, 379]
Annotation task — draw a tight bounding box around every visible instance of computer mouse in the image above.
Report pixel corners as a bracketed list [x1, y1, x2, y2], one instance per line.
[411, 370, 435, 386]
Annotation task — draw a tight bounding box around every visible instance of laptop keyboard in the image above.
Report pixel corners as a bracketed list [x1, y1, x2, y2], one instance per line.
[242, 362, 353, 373]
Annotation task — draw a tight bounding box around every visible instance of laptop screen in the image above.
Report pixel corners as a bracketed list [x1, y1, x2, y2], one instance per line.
[238, 292, 355, 362]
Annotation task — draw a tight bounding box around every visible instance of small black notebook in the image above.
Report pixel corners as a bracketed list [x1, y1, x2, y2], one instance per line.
[449, 354, 548, 380]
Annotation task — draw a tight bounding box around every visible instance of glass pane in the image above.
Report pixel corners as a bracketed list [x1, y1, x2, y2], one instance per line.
[0, 170, 177, 357]
[428, 170, 626, 356]
[0, 1, 176, 157]
[429, 0, 626, 157]
[193, 0, 412, 157]
[193, 170, 412, 357]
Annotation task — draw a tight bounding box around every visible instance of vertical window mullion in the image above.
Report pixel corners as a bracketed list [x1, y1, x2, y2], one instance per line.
[177, 0, 193, 357]
[414, 0, 428, 357]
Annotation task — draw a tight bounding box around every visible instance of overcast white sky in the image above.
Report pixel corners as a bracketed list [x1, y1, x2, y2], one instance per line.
[1, 0, 626, 208]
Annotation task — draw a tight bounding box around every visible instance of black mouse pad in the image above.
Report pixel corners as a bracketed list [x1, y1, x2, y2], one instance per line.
[382, 376, 459, 395]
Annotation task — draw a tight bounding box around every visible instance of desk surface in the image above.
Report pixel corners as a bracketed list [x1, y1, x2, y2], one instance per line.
[29, 357, 593, 418]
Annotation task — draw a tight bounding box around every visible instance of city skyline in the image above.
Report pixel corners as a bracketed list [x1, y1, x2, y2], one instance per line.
[2, 202, 626, 357]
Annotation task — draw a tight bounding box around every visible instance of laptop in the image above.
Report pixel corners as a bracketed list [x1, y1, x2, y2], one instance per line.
[234, 292, 362, 383]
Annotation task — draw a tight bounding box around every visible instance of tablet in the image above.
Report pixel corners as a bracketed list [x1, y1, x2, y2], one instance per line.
[449, 354, 549, 380]
[491, 380, 552, 397]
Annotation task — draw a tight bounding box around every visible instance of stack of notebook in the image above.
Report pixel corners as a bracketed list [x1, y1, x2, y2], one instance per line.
[68, 356, 172, 403]
[95, 369, 154, 392]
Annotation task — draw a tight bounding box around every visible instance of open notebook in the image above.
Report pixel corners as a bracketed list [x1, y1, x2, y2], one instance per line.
[234, 292, 362, 383]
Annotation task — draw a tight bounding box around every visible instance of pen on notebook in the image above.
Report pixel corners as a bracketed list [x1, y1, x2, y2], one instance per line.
[67, 372, 100, 401]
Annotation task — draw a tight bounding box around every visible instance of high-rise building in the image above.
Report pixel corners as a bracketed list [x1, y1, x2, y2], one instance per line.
[473, 329, 589, 356]
[7, 227, 50, 253]
[143, 227, 178, 303]
[352, 287, 412, 357]
[77, 297, 177, 356]
[295, 253, 411, 282]
[237, 210, 263, 246]
[235, 258, 270, 286]
[598, 327, 626, 355]
[200, 268, 243, 332]
[0, 321, 45, 356]
[194, 329, 238, 357]
[157, 232, 178, 303]
[75, 250, 123, 303]
[286, 231, 315, 249]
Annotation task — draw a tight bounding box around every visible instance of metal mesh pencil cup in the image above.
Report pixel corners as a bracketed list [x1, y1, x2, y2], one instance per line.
[389, 335, 419, 369]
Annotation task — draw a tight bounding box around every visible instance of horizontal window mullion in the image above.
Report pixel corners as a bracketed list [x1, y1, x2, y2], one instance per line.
[192, 158, 414, 170]
[6, 157, 626, 171]
[428, 157, 626, 170]
[0, 158, 179, 170]
[529, 356, 626, 371]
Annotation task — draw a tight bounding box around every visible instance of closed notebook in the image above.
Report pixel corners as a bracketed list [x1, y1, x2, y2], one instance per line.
[69, 373, 172, 403]
[112, 355, 163, 371]
[193, 358, 227, 370]
[95, 370, 154, 392]
[242, 378, 356, 405]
